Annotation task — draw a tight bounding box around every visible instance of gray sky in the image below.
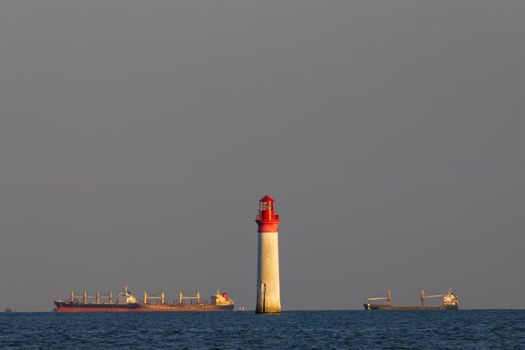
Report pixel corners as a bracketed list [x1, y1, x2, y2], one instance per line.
[1, 0, 524, 311]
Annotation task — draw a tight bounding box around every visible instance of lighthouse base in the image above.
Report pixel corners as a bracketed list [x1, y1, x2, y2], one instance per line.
[255, 305, 281, 314]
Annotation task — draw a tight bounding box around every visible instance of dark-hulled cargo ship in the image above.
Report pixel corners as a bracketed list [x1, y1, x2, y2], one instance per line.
[364, 289, 459, 311]
[54, 286, 234, 312]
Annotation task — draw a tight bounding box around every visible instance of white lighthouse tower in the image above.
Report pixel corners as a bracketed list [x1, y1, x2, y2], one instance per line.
[255, 195, 282, 314]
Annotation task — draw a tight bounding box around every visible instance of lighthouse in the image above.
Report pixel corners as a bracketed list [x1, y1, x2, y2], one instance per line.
[255, 195, 281, 314]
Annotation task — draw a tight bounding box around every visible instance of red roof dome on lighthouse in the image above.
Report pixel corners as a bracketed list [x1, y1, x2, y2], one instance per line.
[260, 195, 275, 202]
[256, 194, 280, 232]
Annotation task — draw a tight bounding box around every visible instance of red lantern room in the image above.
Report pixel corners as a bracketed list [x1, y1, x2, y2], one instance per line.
[255, 195, 281, 233]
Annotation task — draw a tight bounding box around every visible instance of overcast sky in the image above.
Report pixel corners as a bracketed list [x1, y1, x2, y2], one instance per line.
[1, 0, 524, 311]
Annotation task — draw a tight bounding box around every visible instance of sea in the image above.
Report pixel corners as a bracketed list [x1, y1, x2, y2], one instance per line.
[0, 310, 524, 349]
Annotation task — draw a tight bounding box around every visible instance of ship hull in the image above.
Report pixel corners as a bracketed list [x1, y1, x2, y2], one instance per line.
[364, 303, 458, 311]
[54, 301, 234, 313]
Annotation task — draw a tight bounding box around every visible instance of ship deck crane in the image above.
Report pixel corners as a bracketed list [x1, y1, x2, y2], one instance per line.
[365, 289, 392, 305]
[143, 290, 165, 304]
[179, 291, 201, 304]
[421, 288, 457, 307]
[69, 290, 113, 304]
[420, 289, 446, 307]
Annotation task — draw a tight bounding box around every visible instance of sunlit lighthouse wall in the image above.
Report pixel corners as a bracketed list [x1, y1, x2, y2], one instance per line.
[255, 195, 282, 314]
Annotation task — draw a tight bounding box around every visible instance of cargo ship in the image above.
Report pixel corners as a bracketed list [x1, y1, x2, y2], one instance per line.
[54, 286, 234, 312]
[364, 288, 459, 310]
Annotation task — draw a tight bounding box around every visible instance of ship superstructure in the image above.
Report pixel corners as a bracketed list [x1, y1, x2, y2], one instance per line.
[54, 286, 234, 312]
[364, 288, 459, 310]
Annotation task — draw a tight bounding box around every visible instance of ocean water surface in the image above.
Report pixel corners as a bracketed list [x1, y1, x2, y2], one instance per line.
[0, 310, 523, 349]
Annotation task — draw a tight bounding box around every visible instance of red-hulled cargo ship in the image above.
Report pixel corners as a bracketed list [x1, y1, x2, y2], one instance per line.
[54, 286, 234, 312]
